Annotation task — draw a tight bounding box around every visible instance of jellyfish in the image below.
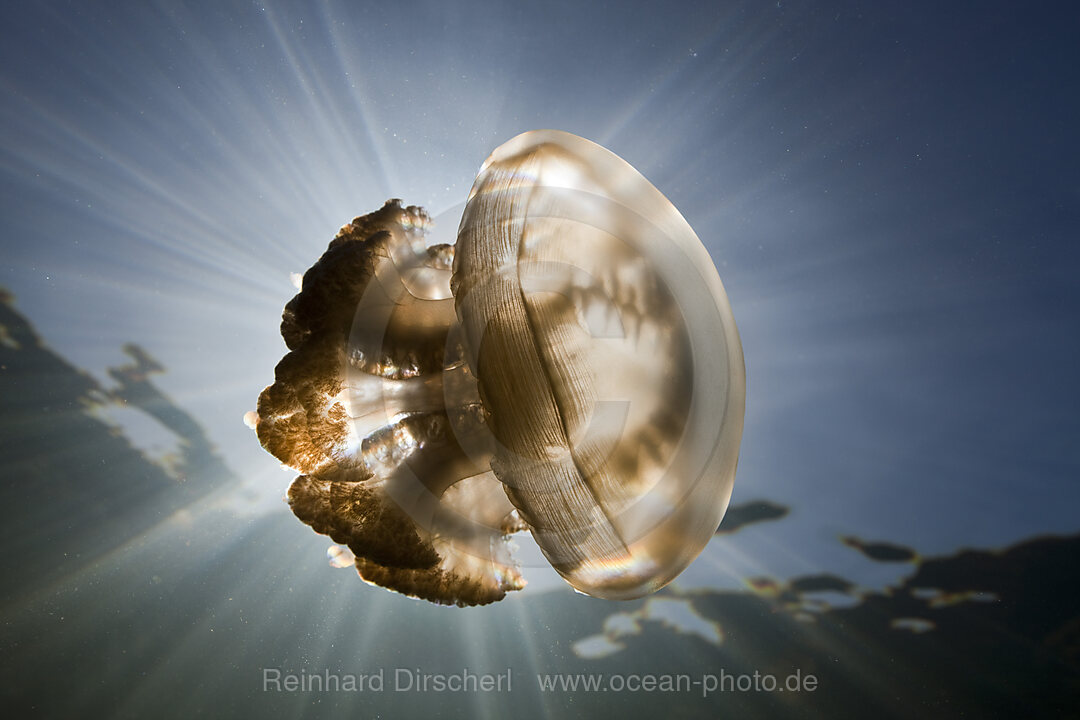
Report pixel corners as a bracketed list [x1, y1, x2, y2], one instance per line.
[254, 130, 745, 606]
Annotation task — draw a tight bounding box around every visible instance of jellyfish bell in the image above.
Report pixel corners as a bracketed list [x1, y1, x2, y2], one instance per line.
[254, 130, 744, 606]
[454, 130, 745, 599]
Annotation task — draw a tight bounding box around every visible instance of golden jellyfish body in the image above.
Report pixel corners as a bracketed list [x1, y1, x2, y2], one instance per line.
[255, 130, 745, 606]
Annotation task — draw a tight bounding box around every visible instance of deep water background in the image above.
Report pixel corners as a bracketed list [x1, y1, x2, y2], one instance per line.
[1, 1, 1078, 718]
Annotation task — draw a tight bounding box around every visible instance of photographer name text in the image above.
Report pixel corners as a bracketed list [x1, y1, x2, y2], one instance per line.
[263, 667, 512, 693]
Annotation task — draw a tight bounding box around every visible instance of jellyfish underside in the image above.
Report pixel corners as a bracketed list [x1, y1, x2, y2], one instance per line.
[255, 130, 745, 606]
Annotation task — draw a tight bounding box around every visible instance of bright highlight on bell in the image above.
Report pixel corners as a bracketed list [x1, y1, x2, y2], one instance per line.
[254, 130, 745, 606]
